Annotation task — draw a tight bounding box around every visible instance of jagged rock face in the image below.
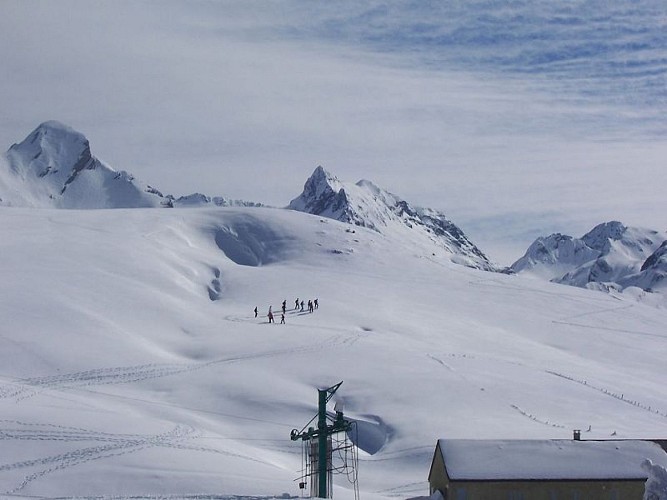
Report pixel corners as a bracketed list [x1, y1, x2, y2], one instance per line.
[288, 167, 356, 224]
[641, 241, 667, 272]
[511, 233, 600, 280]
[512, 221, 667, 293]
[581, 221, 626, 252]
[289, 166, 496, 271]
[618, 240, 667, 292]
[6, 121, 97, 194]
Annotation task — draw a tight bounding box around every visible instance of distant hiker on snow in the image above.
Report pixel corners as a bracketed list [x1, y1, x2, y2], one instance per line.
[295, 298, 299, 310]
[282, 300, 287, 314]
[254, 306, 258, 318]
[268, 310, 274, 324]
[308, 300, 313, 313]
[280, 313, 285, 324]
[300, 300, 305, 312]
[314, 298, 319, 309]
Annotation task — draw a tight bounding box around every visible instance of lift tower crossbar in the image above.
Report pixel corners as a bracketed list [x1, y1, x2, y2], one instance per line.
[290, 381, 352, 498]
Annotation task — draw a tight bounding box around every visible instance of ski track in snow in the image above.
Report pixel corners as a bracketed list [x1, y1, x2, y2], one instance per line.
[428, 353, 569, 430]
[374, 480, 428, 496]
[428, 349, 667, 429]
[471, 277, 667, 339]
[0, 421, 273, 495]
[0, 321, 374, 493]
[1, 425, 197, 494]
[0, 322, 370, 403]
[552, 303, 667, 339]
[428, 349, 667, 431]
[468, 277, 613, 304]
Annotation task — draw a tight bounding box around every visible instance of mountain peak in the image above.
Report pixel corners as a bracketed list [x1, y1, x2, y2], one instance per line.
[288, 166, 496, 271]
[287, 166, 347, 216]
[512, 222, 667, 294]
[1, 121, 266, 210]
[582, 221, 627, 251]
[2, 121, 166, 208]
[33, 120, 82, 136]
[6, 121, 95, 194]
[8, 120, 91, 176]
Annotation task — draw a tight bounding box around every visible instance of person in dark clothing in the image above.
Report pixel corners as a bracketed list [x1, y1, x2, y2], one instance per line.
[268, 311, 274, 323]
[295, 298, 300, 310]
[254, 306, 258, 318]
[300, 300, 305, 312]
[280, 313, 285, 324]
[314, 298, 318, 309]
[308, 300, 313, 313]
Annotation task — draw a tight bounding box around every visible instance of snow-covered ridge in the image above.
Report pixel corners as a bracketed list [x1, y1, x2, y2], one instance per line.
[511, 221, 667, 295]
[0, 121, 260, 209]
[288, 166, 497, 271]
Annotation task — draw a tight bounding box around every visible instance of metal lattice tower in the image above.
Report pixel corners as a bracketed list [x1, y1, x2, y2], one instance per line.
[290, 381, 357, 499]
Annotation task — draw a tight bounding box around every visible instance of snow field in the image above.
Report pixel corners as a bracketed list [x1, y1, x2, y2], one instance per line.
[0, 206, 666, 498]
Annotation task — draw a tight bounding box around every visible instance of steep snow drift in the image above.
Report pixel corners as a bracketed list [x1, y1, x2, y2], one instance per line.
[1, 207, 666, 499]
[213, 212, 299, 266]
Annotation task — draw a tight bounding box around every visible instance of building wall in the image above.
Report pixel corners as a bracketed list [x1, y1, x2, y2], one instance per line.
[428, 442, 449, 495]
[434, 479, 644, 500]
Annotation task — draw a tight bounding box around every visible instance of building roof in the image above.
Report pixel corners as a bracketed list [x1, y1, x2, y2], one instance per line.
[436, 439, 667, 481]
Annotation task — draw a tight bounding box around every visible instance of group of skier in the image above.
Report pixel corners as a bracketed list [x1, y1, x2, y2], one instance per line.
[295, 297, 318, 313]
[253, 297, 319, 324]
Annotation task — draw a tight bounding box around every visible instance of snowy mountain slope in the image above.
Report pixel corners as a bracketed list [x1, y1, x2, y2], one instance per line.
[619, 241, 667, 293]
[510, 233, 601, 281]
[0, 121, 260, 209]
[511, 221, 667, 295]
[1, 121, 167, 208]
[1, 206, 666, 499]
[288, 166, 496, 271]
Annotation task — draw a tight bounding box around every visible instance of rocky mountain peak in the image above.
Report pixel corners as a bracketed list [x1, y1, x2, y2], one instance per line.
[2, 121, 166, 208]
[7, 121, 94, 187]
[512, 222, 667, 294]
[581, 221, 627, 252]
[288, 166, 496, 271]
[641, 240, 667, 273]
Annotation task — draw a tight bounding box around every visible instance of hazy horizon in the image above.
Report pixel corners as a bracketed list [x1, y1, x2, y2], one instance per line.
[2, 0, 666, 264]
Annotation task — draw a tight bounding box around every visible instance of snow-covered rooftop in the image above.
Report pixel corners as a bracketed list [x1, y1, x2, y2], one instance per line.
[437, 439, 667, 481]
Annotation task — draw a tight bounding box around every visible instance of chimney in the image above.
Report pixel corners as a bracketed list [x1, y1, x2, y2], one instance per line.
[573, 429, 581, 441]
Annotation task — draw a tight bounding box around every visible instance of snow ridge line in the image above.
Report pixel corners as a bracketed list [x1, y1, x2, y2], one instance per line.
[545, 371, 667, 419]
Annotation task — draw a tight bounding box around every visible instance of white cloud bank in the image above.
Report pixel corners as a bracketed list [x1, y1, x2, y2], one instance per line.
[1, 0, 665, 264]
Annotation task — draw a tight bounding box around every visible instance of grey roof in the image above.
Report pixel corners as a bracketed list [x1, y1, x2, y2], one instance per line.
[437, 439, 667, 481]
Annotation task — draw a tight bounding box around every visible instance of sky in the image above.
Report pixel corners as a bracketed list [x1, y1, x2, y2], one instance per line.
[1, 0, 666, 264]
